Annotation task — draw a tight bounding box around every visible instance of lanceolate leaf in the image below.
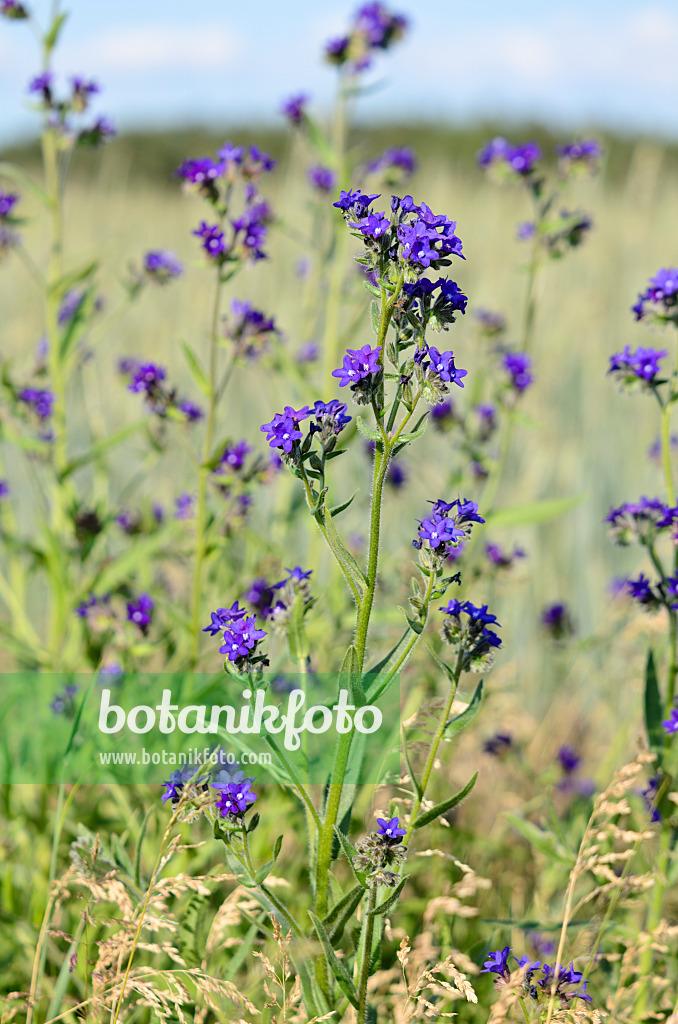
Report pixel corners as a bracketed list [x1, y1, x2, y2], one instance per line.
[412, 772, 478, 829]
[323, 884, 365, 942]
[288, 594, 309, 661]
[368, 875, 409, 915]
[308, 911, 359, 1008]
[644, 649, 664, 758]
[484, 493, 586, 528]
[445, 679, 483, 737]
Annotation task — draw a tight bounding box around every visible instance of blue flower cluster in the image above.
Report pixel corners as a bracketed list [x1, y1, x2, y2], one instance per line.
[477, 138, 542, 177]
[177, 144, 275, 265]
[27, 70, 115, 146]
[608, 345, 667, 388]
[0, 187, 20, 256]
[261, 399, 352, 459]
[334, 191, 464, 278]
[325, 2, 408, 72]
[632, 267, 678, 323]
[120, 358, 203, 423]
[223, 299, 280, 359]
[413, 498, 484, 570]
[482, 947, 591, 1004]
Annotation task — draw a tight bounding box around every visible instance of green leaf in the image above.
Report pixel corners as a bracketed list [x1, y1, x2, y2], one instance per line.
[49, 261, 98, 301]
[180, 341, 212, 397]
[88, 529, 171, 593]
[0, 161, 50, 207]
[363, 279, 381, 299]
[288, 595, 309, 662]
[61, 420, 147, 479]
[401, 730, 423, 799]
[328, 490, 357, 518]
[413, 772, 478, 829]
[505, 813, 575, 866]
[333, 826, 368, 888]
[370, 300, 380, 336]
[255, 835, 284, 884]
[340, 643, 365, 708]
[44, 10, 68, 52]
[644, 649, 664, 757]
[426, 644, 459, 693]
[368, 875, 409, 915]
[322, 507, 367, 602]
[445, 679, 483, 738]
[355, 415, 383, 442]
[308, 911, 359, 1008]
[484, 493, 586, 528]
[323, 884, 365, 942]
[303, 112, 334, 164]
[363, 628, 412, 703]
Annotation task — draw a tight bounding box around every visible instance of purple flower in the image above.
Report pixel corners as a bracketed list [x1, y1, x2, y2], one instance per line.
[1, 1, 29, 18]
[484, 732, 513, 756]
[281, 93, 309, 125]
[50, 683, 79, 717]
[485, 542, 525, 569]
[475, 308, 506, 335]
[558, 744, 581, 775]
[555, 139, 602, 172]
[215, 778, 258, 817]
[481, 946, 511, 979]
[58, 289, 87, 325]
[426, 346, 468, 387]
[144, 250, 183, 282]
[633, 267, 678, 322]
[260, 405, 310, 454]
[224, 299, 279, 358]
[0, 479, 10, 501]
[376, 815, 406, 840]
[309, 399, 352, 438]
[178, 399, 204, 422]
[162, 765, 207, 804]
[308, 165, 337, 193]
[517, 221, 536, 240]
[297, 340, 320, 363]
[203, 602, 248, 636]
[502, 351, 533, 392]
[193, 221, 227, 261]
[350, 211, 391, 238]
[176, 157, 224, 186]
[0, 190, 19, 220]
[219, 615, 267, 662]
[18, 387, 54, 420]
[541, 602, 573, 638]
[231, 200, 271, 261]
[127, 592, 154, 632]
[332, 344, 382, 387]
[478, 137, 541, 176]
[643, 775, 663, 823]
[128, 362, 166, 395]
[217, 440, 252, 472]
[662, 709, 678, 735]
[78, 117, 116, 146]
[608, 345, 667, 385]
[367, 146, 416, 177]
[174, 492, 194, 520]
[28, 71, 53, 98]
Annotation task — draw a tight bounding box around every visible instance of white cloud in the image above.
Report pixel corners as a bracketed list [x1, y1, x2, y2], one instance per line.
[62, 24, 238, 74]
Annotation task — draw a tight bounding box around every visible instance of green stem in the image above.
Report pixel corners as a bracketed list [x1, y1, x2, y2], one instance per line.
[189, 268, 223, 667]
[661, 402, 675, 505]
[403, 640, 463, 849]
[356, 883, 377, 1024]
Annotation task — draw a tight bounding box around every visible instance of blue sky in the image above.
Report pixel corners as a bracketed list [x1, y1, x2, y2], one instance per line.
[1, 0, 677, 144]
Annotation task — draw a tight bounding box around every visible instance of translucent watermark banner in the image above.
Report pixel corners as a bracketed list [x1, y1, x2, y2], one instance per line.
[0, 672, 401, 787]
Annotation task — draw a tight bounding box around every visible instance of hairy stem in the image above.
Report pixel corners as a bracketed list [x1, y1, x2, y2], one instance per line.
[189, 267, 223, 667]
